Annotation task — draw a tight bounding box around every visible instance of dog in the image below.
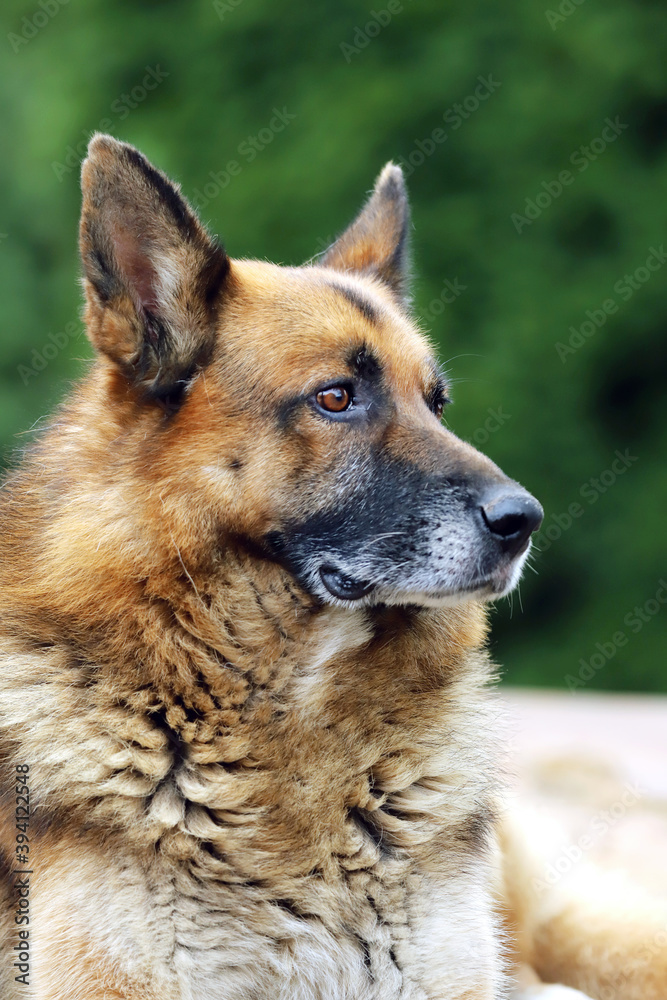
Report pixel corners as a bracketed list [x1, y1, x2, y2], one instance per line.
[0, 134, 664, 999]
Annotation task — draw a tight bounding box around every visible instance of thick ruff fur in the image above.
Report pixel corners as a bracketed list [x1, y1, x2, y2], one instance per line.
[0, 136, 664, 1000]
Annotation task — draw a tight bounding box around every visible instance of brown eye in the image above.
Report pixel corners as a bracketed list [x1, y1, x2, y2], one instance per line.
[429, 383, 450, 420]
[316, 386, 352, 413]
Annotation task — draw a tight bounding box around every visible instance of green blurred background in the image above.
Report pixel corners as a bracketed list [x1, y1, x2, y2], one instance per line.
[0, 0, 665, 691]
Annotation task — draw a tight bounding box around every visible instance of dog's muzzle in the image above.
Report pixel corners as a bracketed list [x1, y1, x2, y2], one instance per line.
[262, 460, 544, 608]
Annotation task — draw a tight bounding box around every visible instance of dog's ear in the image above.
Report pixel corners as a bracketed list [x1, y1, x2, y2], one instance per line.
[79, 133, 229, 405]
[320, 162, 410, 303]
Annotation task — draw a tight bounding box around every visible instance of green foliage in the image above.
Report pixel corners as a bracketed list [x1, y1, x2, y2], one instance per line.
[0, 0, 665, 690]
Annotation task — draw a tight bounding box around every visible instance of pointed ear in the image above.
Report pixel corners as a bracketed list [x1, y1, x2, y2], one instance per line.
[79, 133, 229, 405]
[320, 162, 410, 303]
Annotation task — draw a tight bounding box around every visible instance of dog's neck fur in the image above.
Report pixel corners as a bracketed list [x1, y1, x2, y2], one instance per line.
[0, 373, 504, 1000]
[0, 382, 497, 886]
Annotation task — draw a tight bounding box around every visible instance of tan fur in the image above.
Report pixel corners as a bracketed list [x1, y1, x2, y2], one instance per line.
[0, 136, 662, 999]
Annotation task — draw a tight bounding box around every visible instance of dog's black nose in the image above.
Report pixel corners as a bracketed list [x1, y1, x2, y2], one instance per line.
[480, 492, 543, 557]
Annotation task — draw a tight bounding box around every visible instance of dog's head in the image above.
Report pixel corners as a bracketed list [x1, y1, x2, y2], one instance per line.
[78, 134, 542, 608]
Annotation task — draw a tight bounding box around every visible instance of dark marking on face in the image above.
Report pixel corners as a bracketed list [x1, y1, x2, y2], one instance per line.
[268, 457, 475, 562]
[275, 344, 386, 430]
[229, 457, 243, 471]
[276, 392, 307, 430]
[329, 282, 380, 325]
[348, 343, 382, 384]
[261, 450, 517, 604]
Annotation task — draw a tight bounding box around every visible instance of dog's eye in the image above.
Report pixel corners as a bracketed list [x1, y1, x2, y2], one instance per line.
[316, 386, 352, 413]
[428, 379, 451, 421]
[429, 392, 450, 420]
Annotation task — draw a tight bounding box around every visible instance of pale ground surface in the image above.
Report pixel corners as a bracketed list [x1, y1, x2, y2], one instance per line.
[502, 688, 667, 899]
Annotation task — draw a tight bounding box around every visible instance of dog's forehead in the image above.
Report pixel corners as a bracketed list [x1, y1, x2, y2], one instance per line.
[222, 259, 437, 393]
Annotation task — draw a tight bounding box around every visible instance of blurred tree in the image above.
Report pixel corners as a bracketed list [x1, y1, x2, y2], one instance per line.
[0, 0, 665, 689]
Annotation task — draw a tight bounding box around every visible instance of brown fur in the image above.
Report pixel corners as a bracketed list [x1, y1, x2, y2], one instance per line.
[0, 135, 663, 999]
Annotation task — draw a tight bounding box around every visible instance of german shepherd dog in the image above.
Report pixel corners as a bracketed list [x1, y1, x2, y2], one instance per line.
[0, 136, 664, 999]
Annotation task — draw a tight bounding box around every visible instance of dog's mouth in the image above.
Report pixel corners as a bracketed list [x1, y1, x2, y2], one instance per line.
[319, 565, 375, 601]
[317, 549, 528, 607]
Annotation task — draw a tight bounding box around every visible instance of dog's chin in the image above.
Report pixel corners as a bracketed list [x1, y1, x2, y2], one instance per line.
[316, 548, 530, 609]
[380, 561, 525, 608]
